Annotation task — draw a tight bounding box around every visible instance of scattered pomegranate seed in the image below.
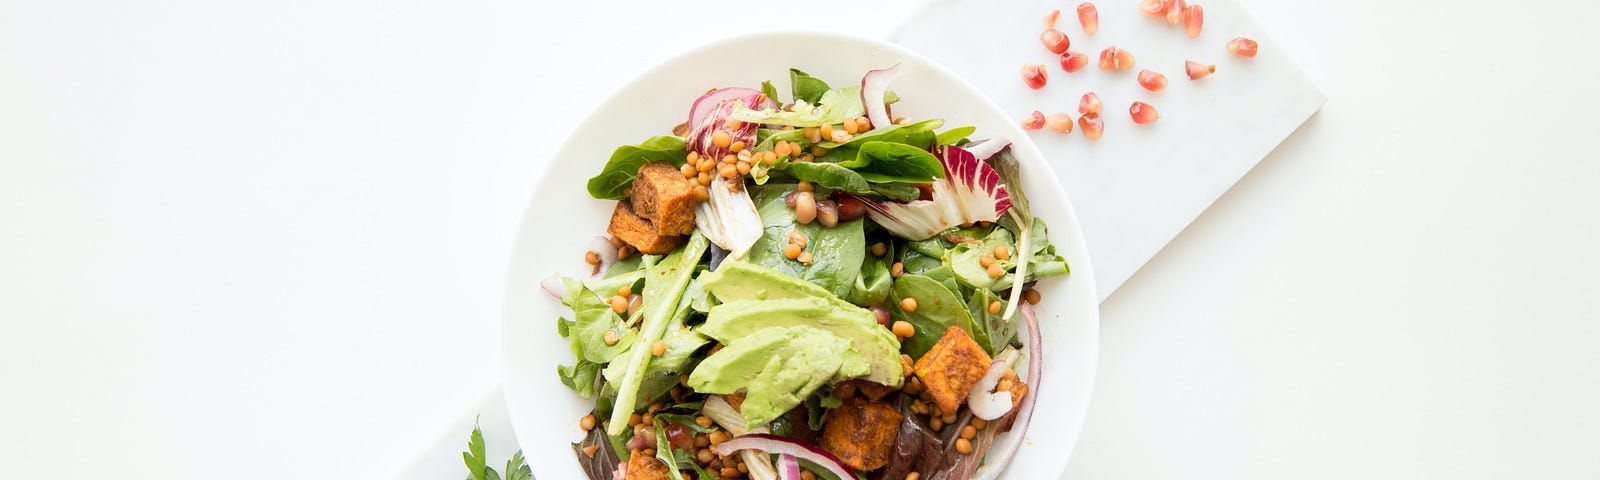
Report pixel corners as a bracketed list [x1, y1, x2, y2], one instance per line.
[1040, 29, 1071, 55]
[1078, 113, 1105, 140]
[1185, 61, 1215, 80]
[1130, 102, 1159, 124]
[1077, 3, 1099, 36]
[1183, 4, 1204, 38]
[1045, 9, 1061, 28]
[1059, 51, 1089, 72]
[1137, 69, 1169, 92]
[1164, 0, 1186, 25]
[1021, 64, 1049, 89]
[1079, 92, 1103, 115]
[1098, 47, 1135, 71]
[1045, 113, 1075, 133]
[1020, 111, 1046, 131]
[1139, 0, 1164, 16]
[1227, 37, 1259, 57]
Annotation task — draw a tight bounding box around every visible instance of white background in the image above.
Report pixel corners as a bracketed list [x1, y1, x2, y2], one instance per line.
[2, 0, 1598, 479]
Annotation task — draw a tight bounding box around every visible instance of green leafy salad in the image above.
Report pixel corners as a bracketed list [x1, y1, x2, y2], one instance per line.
[545, 65, 1070, 480]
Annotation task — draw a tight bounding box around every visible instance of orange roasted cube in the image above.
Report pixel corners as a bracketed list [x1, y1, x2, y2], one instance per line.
[820, 397, 903, 471]
[630, 162, 697, 236]
[912, 326, 992, 416]
[623, 449, 672, 480]
[607, 200, 688, 255]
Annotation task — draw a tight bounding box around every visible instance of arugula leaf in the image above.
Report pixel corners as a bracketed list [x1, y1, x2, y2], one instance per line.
[785, 162, 872, 193]
[606, 233, 710, 435]
[889, 274, 976, 358]
[761, 80, 782, 105]
[586, 135, 688, 199]
[790, 68, 831, 104]
[936, 126, 976, 145]
[849, 142, 945, 183]
[557, 360, 600, 398]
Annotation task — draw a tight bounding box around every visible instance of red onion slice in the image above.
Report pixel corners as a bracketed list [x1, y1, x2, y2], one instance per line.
[778, 454, 802, 480]
[586, 235, 618, 279]
[688, 87, 763, 133]
[970, 302, 1044, 480]
[540, 273, 566, 300]
[967, 360, 1016, 421]
[962, 138, 1011, 161]
[712, 434, 855, 480]
[860, 63, 904, 129]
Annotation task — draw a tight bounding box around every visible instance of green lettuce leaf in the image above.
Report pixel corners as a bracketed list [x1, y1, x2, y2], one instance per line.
[585, 135, 688, 200]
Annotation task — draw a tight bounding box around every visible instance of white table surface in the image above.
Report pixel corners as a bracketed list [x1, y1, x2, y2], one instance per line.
[3, 1, 1599, 479]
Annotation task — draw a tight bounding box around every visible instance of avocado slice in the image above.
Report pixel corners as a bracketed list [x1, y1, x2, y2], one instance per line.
[701, 297, 903, 386]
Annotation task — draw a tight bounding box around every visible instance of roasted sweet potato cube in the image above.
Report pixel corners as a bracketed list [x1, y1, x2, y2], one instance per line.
[912, 326, 993, 416]
[836, 379, 897, 402]
[820, 397, 903, 471]
[607, 200, 688, 255]
[623, 449, 672, 480]
[630, 162, 697, 236]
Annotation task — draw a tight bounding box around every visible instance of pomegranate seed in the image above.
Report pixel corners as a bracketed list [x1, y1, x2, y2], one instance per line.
[1059, 51, 1089, 72]
[1078, 113, 1104, 140]
[1044, 9, 1060, 28]
[1020, 111, 1046, 131]
[1021, 64, 1048, 89]
[1183, 4, 1204, 38]
[1139, 0, 1164, 16]
[1079, 93, 1102, 115]
[1045, 114, 1074, 133]
[1129, 102, 1159, 124]
[1137, 69, 1168, 92]
[1164, 0, 1186, 25]
[1040, 29, 1071, 55]
[1227, 37, 1259, 57]
[1185, 61, 1215, 80]
[1077, 3, 1099, 36]
[1098, 47, 1135, 71]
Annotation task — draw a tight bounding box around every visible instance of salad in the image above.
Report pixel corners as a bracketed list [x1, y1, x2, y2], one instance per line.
[545, 65, 1071, 480]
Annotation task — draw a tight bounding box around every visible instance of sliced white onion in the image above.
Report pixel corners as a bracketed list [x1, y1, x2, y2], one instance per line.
[972, 302, 1044, 480]
[540, 273, 566, 300]
[713, 434, 855, 480]
[703, 395, 778, 480]
[962, 138, 1011, 161]
[586, 235, 618, 279]
[860, 63, 904, 130]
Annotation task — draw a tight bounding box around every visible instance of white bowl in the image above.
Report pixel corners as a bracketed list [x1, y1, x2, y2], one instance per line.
[503, 31, 1099, 479]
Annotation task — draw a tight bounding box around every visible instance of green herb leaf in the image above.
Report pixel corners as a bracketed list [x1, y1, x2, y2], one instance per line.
[586, 135, 688, 200]
[761, 80, 782, 105]
[889, 274, 976, 358]
[786, 162, 872, 193]
[505, 451, 532, 480]
[936, 126, 976, 145]
[868, 183, 921, 202]
[847, 142, 946, 184]
[463, 420, 488, 480]
[790, 68, 831, 104]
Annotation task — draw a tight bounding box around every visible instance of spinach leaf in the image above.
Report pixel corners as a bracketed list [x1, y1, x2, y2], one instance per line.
[561, 281, 635, 363]
[869, 183, 921, 202]
[850, 142, 946, 183]
[936, 126, 976, 145]
[889, 274, 976, 358]
[898, 246, 943, 277]
[742, 185, 866, 298]
[585, 135, 688, 200]
[967, 288, 1015, 355]
[819, 119, 943, 150]
[790, 68, 831, 104]
[655, 418, 717, 480]
[847, 238, 894, 306]
[761, 80, 781, 105]
[754, 128, 808, 152]
[786, 162, 872, 193]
